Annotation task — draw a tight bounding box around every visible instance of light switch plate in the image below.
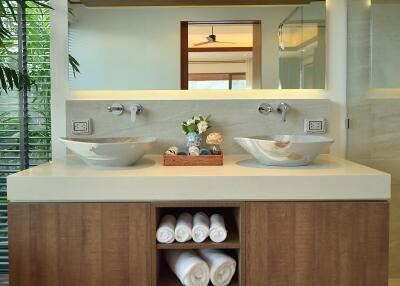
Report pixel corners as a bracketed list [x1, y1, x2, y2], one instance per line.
[304, 118, 327, 134]
[72, 119, 92, 135]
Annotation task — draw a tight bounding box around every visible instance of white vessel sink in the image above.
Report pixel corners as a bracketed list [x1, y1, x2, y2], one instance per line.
[235, 135, 334, 166]
[59, 137, 156, 167]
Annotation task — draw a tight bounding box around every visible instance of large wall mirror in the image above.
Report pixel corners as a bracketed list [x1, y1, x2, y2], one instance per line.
[68, 1, 326, 90]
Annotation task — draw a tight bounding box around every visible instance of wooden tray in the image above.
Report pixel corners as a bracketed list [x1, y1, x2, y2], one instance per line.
[163, 153, 223, 166]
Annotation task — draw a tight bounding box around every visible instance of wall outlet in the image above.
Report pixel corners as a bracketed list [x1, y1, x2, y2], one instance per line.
[72, 119, 92, 135]
[304, 118, 327, 134]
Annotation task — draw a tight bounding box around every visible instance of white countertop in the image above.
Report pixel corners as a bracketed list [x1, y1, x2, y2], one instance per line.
[7, 155, 391, 202]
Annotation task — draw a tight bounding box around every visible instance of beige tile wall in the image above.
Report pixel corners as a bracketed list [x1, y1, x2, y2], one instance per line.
[347, 0, 400, 278]
[66, 99, 330, 154]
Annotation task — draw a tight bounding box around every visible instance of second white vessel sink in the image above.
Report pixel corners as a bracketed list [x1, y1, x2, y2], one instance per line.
[59, 137, 156, 167]
[235, 135, 334, 166]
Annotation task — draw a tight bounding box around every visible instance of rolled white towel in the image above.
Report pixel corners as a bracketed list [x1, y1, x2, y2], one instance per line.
[156, 215, 176, 244]
[192, 212, 210, 243]
[209, 214, 228, 243]
[198, 249, 237, 286]
[175, 212, 193, 243]
[165, 250, 210, 286]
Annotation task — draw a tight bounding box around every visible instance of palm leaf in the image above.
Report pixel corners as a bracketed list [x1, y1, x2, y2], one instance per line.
[69, 54, 80, 77]
[0, 0, 80, 94]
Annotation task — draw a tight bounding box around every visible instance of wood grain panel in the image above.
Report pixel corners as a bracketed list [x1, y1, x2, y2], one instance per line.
[246, 202, 389, 286]
[180, 22, 188, 90]
[9, 203, 151, 286]
[81, 0, 324, 7]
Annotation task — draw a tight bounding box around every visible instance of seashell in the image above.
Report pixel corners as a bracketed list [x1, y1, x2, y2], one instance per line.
[200, 149, 211, 156]
[188, 146, 200, 156]
[206, 132, 223, 145]
[165, 146, 179, 156]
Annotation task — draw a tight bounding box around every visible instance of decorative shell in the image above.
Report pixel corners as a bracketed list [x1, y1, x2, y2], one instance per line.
[206, 132, 223, 145]
[165, 146, 179, 156]
[188, 146, 200, 156]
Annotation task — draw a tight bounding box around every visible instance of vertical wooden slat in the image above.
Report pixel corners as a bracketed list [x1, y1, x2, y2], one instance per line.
[58, 204, 83, 286]
[8, 204, 31, 286]
[30, 204, 59, 286]
[128, 203, 151, 286]
[80, 204, 102, 286]
[180, 22, 189, 90]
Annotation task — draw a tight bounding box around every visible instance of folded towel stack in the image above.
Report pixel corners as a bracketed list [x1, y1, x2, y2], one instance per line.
[198, 249, 237, 286]
[210, 214, 228, 243]
[156, 212, 228, 244]
[156, 214, 176, 244]
[165, 250, 210, 286]
[192, 212, 210, 243]
[175, 212, 193, 243]
[165, 249, 237, 286]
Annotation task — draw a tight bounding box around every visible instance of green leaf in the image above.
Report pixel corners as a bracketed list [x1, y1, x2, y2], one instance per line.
[3, 67, 14, 90]
[69, 54, 80, 77]
[0, 67, 8, 92]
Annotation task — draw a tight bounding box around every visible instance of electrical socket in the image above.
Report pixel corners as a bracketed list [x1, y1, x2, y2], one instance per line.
[304, 118, 327, 134]
[72, 119, 92, 135]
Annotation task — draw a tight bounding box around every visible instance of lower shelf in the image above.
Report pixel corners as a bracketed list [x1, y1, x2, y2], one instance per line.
[158, 268, 239, 286]
[157, 232, 240, 249]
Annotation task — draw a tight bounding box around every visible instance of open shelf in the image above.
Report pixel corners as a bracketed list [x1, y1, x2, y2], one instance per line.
[158, 269, 239, 286]
[151, 202, 245, 286]
[157, 249, 240, 286]
[157, 232, 240, 249]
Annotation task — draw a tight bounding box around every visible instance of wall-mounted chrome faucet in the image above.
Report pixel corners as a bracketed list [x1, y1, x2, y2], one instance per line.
[258, 102, 290, 122]
[107, 103, 143, 122]
[258, 103, 274, 115]
[277, 102, 290, 122]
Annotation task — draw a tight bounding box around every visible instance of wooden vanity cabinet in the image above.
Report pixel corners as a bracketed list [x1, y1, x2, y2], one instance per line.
[8, 203, 151, 286]
[8, 201, 389, 286]
[246, 202, 389, 286]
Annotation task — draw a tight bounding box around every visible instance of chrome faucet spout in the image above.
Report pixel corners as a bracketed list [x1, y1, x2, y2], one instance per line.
[277, 102, 289, 122]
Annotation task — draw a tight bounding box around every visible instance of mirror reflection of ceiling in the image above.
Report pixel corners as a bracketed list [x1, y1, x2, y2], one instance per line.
[188, 24, 254, 48]
[189, 52, 253, 62]
[281, 24, 319, 49]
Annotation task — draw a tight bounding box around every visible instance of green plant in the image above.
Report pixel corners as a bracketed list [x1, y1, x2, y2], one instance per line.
[0, 0, 79, 94]
[181, 115, 211, 135]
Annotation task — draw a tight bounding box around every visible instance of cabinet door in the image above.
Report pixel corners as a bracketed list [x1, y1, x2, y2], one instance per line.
[9, 203, 151, 286]
[246, 202, 388, 286]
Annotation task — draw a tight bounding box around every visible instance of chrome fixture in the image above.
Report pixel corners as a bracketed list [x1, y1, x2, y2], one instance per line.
[107, 103, 124, 115]
[129, 104, 143, 122]
[107, 103, 144, 122]
[258, 103, 274, 115]
[277, 102, 290, 122]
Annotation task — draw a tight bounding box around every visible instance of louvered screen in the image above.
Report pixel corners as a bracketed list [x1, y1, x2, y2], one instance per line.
[0, 1, 51, 273]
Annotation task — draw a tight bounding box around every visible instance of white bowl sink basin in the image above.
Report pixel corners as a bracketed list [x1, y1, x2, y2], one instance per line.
[59, 137, 156, 167]
[235, 135, 334, 166]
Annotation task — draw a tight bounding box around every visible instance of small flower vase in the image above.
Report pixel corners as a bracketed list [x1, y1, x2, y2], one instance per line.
[186, 132, 202, 148]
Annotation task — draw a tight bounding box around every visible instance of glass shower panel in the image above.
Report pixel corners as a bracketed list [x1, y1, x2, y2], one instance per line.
[347, 0, 400, 279]
[278, 3, 326, 89]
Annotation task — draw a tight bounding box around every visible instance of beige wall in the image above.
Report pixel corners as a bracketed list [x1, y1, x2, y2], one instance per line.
[66, 98, 330, 154]
[347, 0, 400, 278]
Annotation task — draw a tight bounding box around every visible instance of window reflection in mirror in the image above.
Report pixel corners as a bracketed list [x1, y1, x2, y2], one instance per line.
[278, 5, 326, 89]
[183, 22, 261, 90]
[68, 1, 326, 91]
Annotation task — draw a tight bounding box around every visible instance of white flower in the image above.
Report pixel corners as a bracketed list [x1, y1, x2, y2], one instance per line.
[194, 116, 201, 121]
[186, 119, 195, 125]
[197, 121, 208, 134]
